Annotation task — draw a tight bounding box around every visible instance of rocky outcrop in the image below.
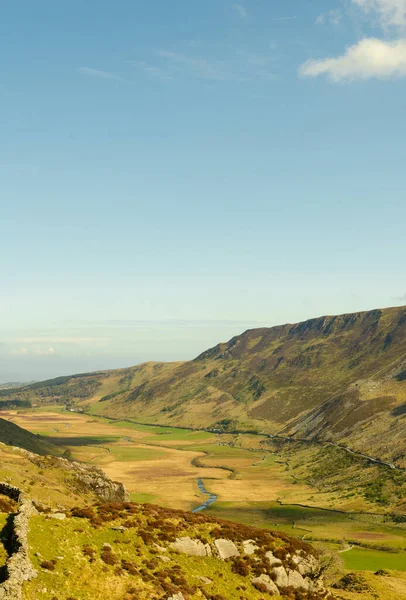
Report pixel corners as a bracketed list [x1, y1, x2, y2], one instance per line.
[252, 573, 279, 594]
[170, 537, 212, 557]
[0, 483, 37, 600]
[213, 538, 240, 559]
[168, 535, 331, 598]
[243, 539, 259, 555]
[59, 459, 129, 502]
[12, 446, 129, 503]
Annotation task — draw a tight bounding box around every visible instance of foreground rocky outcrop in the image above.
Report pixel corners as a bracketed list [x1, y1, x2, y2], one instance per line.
[170, 534, 332, 597]
[12, 445, 129, 503]
[58, 457, 129, 502]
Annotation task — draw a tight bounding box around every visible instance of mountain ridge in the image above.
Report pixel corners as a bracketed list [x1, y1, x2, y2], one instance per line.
[2, 305, 405, 465]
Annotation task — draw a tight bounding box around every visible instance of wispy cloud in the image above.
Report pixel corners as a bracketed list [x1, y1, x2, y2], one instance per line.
[77, 67, 123, 81]
[232, 3, 248, 19]
[158, 51, 235, 81]
[352, 0, 406, 29]
[133, 61, 174, 81]
[156, 49, 276, 82]
[300, 37, 406, 81]
[315, 9, 342, 26]
[270, 16, 297, 21]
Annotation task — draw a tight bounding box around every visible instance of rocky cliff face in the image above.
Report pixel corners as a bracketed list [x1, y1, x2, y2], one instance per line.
[58, 458, 129, 502]
[13, 446, 129, 504]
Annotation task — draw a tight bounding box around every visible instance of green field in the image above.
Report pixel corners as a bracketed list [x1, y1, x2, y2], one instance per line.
[343, 547, 406, 571]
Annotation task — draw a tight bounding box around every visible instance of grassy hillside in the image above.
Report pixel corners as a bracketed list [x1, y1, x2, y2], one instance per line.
[2, 305, 406, 465]
[0, 416, 62, 456]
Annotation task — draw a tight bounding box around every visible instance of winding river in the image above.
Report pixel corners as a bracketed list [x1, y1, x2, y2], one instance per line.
[192, 478, 218, 513]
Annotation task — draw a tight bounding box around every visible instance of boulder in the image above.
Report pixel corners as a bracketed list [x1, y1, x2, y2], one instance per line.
[196, 576, 212, 585]
[243, 539, 259, 555]
[252, 574, 279, 595]
[47, 513, 66, 520]
[159, 555, 171, 563]
[271, 565, 289, 588]
[266, 550, 282, 567]
[214, 538, 240, 559]
[170, 537, 212, 557]
[292, 552, 319, 575]
[288, 569, 309, 590]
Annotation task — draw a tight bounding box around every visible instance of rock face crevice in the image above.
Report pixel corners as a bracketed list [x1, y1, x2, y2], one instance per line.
[0, 483, 37, 600]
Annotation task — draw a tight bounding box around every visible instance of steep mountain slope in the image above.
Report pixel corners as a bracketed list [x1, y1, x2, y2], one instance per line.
[2, 306, 406, 465]
[0, 416, 62, 456]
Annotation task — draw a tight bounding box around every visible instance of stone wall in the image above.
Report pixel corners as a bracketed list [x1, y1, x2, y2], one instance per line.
[0, 483, 37, 600]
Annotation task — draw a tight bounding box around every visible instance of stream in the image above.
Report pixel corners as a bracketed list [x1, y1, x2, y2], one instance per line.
[192, 478, 218, 513]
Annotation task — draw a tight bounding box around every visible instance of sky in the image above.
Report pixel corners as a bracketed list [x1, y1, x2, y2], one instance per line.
[1, 0, 405, 381]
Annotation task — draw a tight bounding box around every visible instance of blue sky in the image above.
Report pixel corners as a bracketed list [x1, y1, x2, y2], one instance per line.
[1, 0, 405, 380]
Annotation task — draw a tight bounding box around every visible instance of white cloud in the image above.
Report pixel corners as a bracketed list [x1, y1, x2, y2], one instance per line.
[232, 3, 248, 19]
[316, 9, 342, 25]
[352, 0, 406, 28]
[10, 347, 56, 356]
[77, 67, 123, 81]
[35, 348, 56, 356]
[300, 37, 406, 81]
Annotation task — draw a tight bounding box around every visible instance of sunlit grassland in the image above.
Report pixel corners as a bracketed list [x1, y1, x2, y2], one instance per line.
[0, 513, 9, 569]
[24, 512, 269, 600]
[342, 547, 406, 571]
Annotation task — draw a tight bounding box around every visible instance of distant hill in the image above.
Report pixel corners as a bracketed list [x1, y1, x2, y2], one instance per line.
[2, 305, 406, 466]
[0, 381, 35, 390]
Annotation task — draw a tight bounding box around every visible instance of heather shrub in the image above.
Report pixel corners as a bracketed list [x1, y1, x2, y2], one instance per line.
[40, 559, 57, 571]
[101, 548, 118, 565]
[71, 507, 95, 519]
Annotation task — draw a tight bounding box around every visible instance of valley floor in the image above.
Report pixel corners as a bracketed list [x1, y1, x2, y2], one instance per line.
[2, 407, 406, 598]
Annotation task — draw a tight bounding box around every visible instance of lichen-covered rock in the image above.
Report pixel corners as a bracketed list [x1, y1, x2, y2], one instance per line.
[159, 555, 171, 563]
[60, 459, 129, 502]
[252, 574, 280, 595]
[196, 576, 212, 585]
[167, 593, 185, 600]
[170, 537, 212, 557]
[214, 538, 240, 559]
[292, 551, 319, 575]
[243, 539, 259, 555]
[271, 565, 289, 588]
[46, 512, 66, 520]
[266, 550, 282, 567]
[288, 569, 309, 590]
